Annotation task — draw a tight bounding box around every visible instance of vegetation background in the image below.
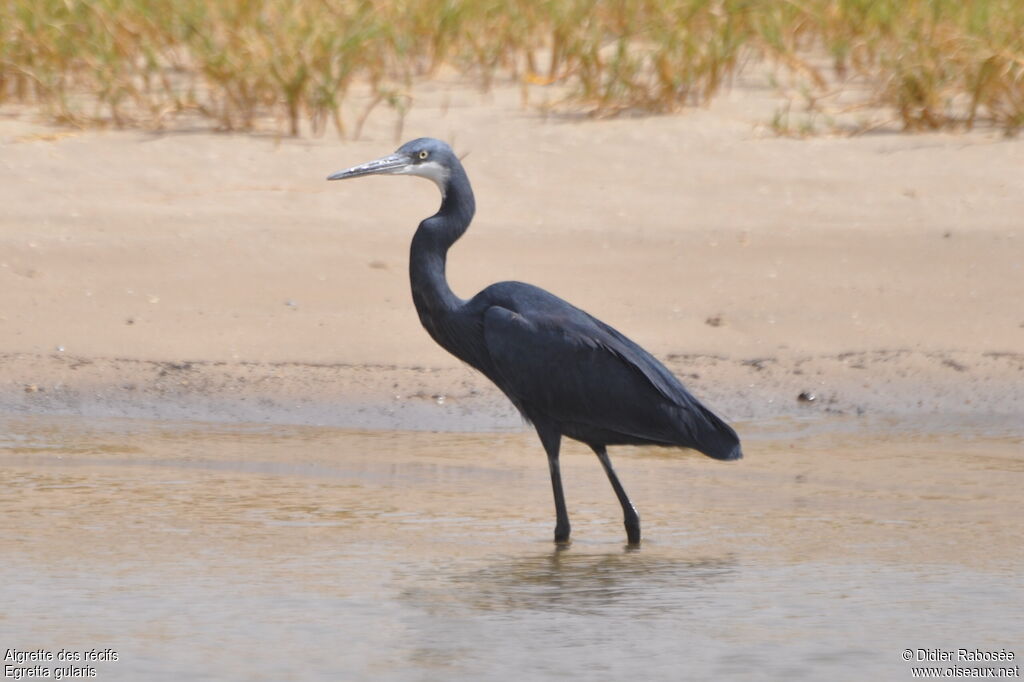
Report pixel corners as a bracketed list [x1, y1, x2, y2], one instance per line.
[3, 0, 1023, 137]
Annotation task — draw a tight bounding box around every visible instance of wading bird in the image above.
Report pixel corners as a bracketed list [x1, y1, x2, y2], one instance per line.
[327, 138, 741, 545]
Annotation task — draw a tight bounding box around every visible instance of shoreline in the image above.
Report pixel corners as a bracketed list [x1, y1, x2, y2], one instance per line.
[3, 349, 1021, 433]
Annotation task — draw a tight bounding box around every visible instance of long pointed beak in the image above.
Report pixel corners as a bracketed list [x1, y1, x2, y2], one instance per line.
[326, 153, 411, 181]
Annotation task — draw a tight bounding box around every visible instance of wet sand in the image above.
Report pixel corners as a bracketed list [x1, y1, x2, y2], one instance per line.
[1, 415, 1022, 681]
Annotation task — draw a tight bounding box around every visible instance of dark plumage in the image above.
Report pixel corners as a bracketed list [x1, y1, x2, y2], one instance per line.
[328, 138, 741, 545]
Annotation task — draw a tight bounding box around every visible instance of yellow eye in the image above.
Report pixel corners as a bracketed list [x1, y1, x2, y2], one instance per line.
[418, 150, 429, 160]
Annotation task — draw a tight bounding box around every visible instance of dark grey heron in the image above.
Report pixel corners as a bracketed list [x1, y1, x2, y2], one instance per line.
[328, 138, 741, 545]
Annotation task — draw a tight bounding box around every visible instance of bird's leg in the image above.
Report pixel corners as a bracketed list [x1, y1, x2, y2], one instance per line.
[591, 445, 641, 545]
[535, 423, 570, 544]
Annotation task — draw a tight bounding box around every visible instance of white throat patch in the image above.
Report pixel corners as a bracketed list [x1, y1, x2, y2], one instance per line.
[401, 160, 451, 197]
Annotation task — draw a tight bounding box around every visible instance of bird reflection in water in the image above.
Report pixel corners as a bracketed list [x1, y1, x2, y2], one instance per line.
[410, 549, 737, 617]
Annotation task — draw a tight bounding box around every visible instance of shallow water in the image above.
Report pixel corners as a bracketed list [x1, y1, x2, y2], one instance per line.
[1, 415, 1021, 681]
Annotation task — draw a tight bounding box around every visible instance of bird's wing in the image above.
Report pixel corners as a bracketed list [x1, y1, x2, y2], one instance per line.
[481, 304, 686, 441]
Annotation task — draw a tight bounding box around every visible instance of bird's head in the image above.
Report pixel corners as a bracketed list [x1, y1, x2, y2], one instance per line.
[327, 138, 457, 196]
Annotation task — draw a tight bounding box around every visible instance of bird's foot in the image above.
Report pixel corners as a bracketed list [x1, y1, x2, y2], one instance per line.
[625, 518, 641, 546]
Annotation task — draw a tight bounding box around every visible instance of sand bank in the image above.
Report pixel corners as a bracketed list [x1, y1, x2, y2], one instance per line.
[2, 75, 1021, 430]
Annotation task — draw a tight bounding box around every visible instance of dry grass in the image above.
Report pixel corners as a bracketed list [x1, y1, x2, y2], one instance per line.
[792, 0, 1024, 134]
[1, 0, 1022, 136]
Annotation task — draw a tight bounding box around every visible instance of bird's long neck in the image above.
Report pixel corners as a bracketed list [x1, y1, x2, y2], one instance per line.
[409, 163, 475, 319]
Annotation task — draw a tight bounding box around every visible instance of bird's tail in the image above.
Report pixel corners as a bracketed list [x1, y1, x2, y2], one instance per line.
[678, 402, 743, 461]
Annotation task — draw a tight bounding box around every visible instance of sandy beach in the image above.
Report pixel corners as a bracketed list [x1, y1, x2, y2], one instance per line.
[1, 74, 1022, 429]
